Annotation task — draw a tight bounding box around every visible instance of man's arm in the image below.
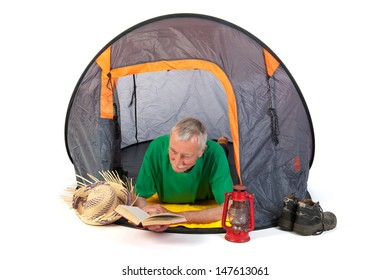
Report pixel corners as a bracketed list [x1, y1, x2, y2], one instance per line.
[135, 197, 225, 224]
[132, 197, 229, 232]
[177, 204, 224, 224]
[140, 199, 231, 222]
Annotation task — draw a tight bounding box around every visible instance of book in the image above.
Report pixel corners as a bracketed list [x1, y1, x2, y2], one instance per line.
[114, 205, 187, 227]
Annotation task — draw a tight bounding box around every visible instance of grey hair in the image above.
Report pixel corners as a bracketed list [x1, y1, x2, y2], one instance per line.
[171, 117, 207, 151]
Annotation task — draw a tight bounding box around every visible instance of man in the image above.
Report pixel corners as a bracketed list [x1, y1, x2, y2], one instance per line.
[134, 117, 233, 232]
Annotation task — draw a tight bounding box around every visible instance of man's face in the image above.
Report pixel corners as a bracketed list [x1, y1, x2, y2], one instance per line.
[168, 131, 204, 173]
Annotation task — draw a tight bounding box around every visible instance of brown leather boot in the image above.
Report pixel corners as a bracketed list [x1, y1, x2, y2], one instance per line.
[293, 199, 337, 236]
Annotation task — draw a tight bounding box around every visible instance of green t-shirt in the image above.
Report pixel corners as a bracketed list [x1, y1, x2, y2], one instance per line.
[135, 135, 233, 204]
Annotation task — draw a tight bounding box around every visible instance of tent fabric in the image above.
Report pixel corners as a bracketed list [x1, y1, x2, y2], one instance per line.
[65, 13, 315, 230]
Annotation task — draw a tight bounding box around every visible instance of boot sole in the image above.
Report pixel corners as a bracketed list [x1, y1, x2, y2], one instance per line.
[293, 223, 336, 236]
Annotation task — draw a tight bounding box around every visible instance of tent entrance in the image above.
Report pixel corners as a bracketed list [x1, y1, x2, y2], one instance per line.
[115, 68, 238, 183]
[116, 68, 232, 147]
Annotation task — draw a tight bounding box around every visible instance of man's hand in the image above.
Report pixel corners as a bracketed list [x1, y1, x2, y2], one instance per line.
[145, 224, 170, 232]
[142, 204, 171, 215]
[141, 204, 171, 232]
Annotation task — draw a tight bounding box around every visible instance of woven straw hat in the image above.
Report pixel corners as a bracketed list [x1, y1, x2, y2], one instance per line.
[66, 171, 134, 226]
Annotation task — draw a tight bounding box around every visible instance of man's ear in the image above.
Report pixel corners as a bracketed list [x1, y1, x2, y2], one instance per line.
[198, 145, 207, 157]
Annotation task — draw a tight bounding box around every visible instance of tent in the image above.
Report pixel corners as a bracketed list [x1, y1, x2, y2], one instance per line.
[65, 13, 315, 230]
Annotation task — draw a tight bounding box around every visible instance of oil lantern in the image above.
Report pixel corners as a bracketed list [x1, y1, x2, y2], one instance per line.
[222, 185, 255, 242]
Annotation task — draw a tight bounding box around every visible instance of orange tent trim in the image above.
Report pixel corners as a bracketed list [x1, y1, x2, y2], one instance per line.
[263, 49, 280, 77]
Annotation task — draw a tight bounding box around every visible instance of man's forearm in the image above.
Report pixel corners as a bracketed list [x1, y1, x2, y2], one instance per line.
[178, 204, 224, 224]
[133, 197, 226, 224]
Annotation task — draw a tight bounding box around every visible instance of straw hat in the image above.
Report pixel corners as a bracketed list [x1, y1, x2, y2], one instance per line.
[64, 170, 134, 226]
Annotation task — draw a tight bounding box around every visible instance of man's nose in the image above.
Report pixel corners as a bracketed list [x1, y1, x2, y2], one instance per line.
[175, 155, 184, 165]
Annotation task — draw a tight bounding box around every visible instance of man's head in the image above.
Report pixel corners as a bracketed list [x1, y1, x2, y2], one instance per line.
[169, 118, 207, 173]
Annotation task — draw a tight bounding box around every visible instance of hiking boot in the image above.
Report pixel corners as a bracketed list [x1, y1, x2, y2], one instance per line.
[293, 199, 337, 236]
[278, 193, 298, 231]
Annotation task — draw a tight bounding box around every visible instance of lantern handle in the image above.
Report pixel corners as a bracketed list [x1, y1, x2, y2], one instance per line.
[221, 191, 232, 229]
[247, 193, 255, 231]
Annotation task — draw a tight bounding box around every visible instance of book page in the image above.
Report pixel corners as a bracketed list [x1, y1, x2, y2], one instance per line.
[115, 205, 187, 226]
[124, 206, 150, 221]
[115, 205, 149, 225]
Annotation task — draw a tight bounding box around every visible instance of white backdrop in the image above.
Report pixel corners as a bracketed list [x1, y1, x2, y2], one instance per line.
[1, 1, 389, 279]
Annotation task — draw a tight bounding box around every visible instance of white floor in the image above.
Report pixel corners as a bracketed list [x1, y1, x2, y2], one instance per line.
[5, 179, 385, 280]
[2, 1, 389, 279]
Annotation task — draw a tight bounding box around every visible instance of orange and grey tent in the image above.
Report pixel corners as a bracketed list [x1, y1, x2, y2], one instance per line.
[65, 13, 315, 230]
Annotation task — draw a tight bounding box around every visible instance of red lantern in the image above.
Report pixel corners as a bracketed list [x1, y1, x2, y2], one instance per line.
[222, 185, 255, 242]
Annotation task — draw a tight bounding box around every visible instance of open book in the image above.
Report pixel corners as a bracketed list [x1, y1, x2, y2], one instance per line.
[115, 205, 187, 227]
